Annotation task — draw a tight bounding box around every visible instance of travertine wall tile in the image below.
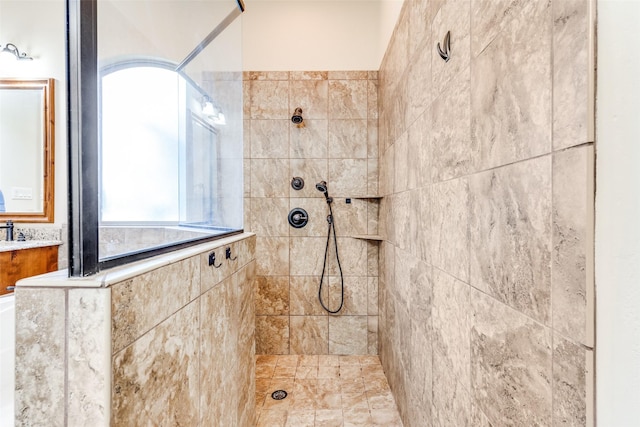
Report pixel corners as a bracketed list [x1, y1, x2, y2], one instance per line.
[471, 1, 552, 170]
[111, 256, 200, 353]
[290, 316, 329, 354]
[553, 144, 594, 346]
[15, 288, 66, 427]
[469, 156, 552, 324]
[329, 316, 368, 355]
[290, 79, 328, 119]
[553, 333, 592, 426]
[430, 177, 469, 282]
[112, 301, 200, 426]
[290, 276, 328, 316]
[379, 0, 593, 424]
[256, 315, 290, 354]
[553, 0, 591, 149]
[250, 80, 289, 119]
[246, 71, 380, 355]
[471, 290, 552, 426]
[290, 119, 329, 159]
[250, 197, 289, 236]
[68, 288, 111, 427]
[329, 119, 368, 159]
[250, 119, 290, 159]
[431, 71, 474, 182]
[255, 275, 290, 315]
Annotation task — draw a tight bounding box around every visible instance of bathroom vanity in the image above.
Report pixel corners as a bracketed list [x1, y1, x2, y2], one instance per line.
[0, 241, 60, 296]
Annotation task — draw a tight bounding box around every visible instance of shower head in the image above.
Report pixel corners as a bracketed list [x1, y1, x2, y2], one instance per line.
[315, 180, 328, 194]
[291, 107, 305, 128]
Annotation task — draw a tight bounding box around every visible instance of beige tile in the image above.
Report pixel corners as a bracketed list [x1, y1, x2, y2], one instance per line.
[290, 119, 329, 159]
[251, 159, 290, 198]
[257, 355, 280, 366]
[330, 197, 368, 237]
[318, 365, 341, 379]
[111, 256, 199, 353]
[368, 316, 379, 355]
[256, 316, 290, 355]
[290, 79, 328, 119]
[430, 177, 469, 282]
[552, 145, 594, 345]
[315, 409, 344, 427]
[276, 355, 300, 367]
[328, 71, 368, 80]
[291, 71, 328, 81]
[471, 1, 552, 170]
[296, 366, 318, 380]
[329, 159, 368, 196]
[256, 237, 289, 276]
[431, 69, 475, 182]
[328, 276, 368, 316]
[470, 290, 552, 426]
[257, 409, 288, 427]
[393, 132, 409, 193]
[251, 80, 289, 119]
[328, 119, 368, 159]
[290, 316, 329, 355]
[553, 333, 592, 426]
[469, 156, 552, 324]
[256, 276, 290, 316]
[316, 379, 343, 410]
[298, 355, 319, 366]
[285, 410, 316, 427]
[318, 355, 341, 367]
[329, 80, 368, 119]
[553, 0, 592, 148]
[251, 119, 290, 158]
[287, 379, 316, 410]
[341, 377, 366, 394]
[290, 276, 328, 316]
[329, 316, 368, 355]
[250, 197, 290, 236]
[290, 237, 327, 276]
[15, 288, 66, 427]
[113, 302, 199, 426]
[256, 363, 276, 379]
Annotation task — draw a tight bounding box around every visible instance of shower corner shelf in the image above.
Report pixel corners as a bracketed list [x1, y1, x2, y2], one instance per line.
[351, 234, 384, 241]
[352, 195, 383, 200]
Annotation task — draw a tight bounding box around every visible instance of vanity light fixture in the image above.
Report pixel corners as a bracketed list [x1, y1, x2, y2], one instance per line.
[0, 43, 33, 61]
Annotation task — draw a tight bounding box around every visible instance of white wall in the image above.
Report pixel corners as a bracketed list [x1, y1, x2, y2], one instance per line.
[595, 0, 640, 425]
[0, 0, 67, 226]
[242, 0, 402, 71]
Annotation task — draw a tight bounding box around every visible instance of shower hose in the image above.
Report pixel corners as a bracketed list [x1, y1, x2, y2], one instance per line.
[318, 201, 344, 314]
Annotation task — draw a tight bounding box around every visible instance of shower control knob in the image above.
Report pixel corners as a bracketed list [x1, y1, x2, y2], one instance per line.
[288, 208, 309, 228]
[291, 176, 305, 190]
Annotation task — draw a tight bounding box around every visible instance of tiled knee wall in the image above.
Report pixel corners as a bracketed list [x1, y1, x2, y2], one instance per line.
[15, 233, 256, 427]
[243, 71, 380, 355]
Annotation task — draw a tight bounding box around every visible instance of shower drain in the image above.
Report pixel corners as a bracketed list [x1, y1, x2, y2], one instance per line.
[271, 390, 288, 400]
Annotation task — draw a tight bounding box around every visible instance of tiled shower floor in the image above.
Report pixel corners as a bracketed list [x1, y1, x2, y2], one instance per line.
[255, 354, 403, 427]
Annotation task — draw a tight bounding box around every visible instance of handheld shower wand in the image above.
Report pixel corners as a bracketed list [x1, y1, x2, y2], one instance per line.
[315, 181, 344, 313]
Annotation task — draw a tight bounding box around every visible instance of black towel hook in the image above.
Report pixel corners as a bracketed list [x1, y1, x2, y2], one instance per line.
[437, 31, 451, 62]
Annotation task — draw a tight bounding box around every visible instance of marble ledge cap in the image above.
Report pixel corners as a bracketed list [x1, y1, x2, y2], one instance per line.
[15, 232, 255, 289]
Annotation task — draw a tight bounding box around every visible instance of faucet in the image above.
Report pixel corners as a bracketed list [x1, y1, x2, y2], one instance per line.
[0, 220, 14, 241]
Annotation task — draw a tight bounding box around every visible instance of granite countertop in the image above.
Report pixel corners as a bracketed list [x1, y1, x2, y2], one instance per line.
[0, 240, 63, 252]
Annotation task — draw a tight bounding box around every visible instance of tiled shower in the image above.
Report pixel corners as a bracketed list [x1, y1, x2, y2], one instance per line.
[244, 70, 381, 356]
[245, 0, 595, 425]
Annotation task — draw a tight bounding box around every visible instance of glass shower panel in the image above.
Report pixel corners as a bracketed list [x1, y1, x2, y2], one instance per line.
[96, 0, 243, 261]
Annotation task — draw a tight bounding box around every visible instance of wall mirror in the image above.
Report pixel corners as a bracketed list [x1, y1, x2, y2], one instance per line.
[0, 78, 55, 223]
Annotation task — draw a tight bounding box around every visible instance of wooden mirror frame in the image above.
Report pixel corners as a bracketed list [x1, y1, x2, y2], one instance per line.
[0, 78, 55, 223]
